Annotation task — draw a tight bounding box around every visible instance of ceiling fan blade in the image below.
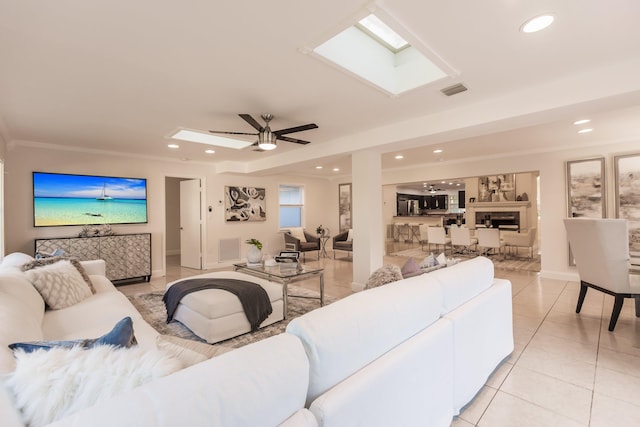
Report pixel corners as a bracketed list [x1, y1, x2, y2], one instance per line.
[277, 135, 311, 145]
[208, 130, 258, 136]
[239, 114, 264, 132]
[273, 123, 318, 136]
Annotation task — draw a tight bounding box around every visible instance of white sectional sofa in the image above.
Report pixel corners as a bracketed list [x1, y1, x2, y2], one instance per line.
[0, 253, 512, 426]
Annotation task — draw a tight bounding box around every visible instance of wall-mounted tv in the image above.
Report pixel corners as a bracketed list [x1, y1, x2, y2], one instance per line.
[33, 172, 148, 227]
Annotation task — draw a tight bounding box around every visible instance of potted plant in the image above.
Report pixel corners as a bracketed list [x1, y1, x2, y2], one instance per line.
[245, 239, 263, 264]
[316, 225, 327, 236]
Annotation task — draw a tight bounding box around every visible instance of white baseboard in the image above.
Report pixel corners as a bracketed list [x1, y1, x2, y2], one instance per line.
[539, 270, 578, 282]
[166, 249, 181, 256]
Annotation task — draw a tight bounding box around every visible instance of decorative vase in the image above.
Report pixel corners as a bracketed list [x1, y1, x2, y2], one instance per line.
[247, 246, 263, 264]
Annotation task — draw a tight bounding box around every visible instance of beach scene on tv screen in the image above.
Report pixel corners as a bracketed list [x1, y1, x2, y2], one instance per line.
[33, 173, 148, 226]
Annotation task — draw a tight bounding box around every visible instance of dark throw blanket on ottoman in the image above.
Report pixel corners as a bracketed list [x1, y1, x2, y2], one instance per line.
[163, 278, 273, 331]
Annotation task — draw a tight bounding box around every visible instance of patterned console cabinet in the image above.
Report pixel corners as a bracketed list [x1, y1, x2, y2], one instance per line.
[35, 233, 151, 283]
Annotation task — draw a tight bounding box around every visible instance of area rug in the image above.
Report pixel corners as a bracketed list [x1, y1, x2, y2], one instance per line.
[389, 247, 541, 272]
[128, 286, 335, 349]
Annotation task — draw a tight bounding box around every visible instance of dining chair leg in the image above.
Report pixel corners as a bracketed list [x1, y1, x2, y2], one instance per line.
[609, 295, 625, 332]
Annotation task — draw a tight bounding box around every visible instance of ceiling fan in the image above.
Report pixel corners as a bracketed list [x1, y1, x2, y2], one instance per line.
[424, 184, 444, 194]
[209, 114, 318, 151]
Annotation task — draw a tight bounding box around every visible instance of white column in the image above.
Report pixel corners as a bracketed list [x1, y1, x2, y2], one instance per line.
[351, 151, 384, 291]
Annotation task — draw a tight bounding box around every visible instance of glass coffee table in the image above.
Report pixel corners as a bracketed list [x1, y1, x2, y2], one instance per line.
[233, 262, 324, 319]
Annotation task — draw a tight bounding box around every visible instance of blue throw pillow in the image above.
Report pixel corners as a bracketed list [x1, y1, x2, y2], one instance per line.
[9, 317, 137, 353]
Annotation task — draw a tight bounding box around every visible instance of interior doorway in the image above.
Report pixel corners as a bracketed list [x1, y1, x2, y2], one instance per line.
[165, 176, 204, 271]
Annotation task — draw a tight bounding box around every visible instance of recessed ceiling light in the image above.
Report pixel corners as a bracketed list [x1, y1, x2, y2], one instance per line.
[441, 181, 446, 184]
[205, 149, 215, 154]
[449, 182, 453, 185]
[433, 149, 443, 154]
[395, 155, 404, 159]
[333, 168, 340, 172]
[168, 144, 180, 149]
[521, 14, 554, 33]
[169, 128, 253, 150]
[456, 183, 461, 186]
[573, 119, 591, 125]
[316, 166, 323, 169]
[578, 128, 593, 134]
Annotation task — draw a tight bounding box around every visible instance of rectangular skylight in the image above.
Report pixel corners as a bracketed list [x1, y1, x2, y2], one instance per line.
[309, 10, 451, 96]
[357, 14, 409, 52]
[170, 128, 254, 150]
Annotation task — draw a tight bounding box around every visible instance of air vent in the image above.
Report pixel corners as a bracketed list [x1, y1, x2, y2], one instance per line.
[441, 83, 468, 97]
[219, 238, 240, 262]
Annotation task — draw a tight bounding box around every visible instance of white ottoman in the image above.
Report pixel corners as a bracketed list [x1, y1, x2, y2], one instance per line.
[166, 271, 284, 344]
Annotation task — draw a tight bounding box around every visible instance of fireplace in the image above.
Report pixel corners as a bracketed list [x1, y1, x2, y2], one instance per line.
[475, 211, 520, 230]
[466, 201, 532, 231]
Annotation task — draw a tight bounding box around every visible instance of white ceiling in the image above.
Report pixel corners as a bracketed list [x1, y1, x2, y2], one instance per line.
[2, 1, 640, 179]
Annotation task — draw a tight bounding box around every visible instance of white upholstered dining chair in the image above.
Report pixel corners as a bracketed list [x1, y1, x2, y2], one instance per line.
[450, 226, 478, 255]
[564, 218, 640, 331]
[476, 228, 504, 259]
[418, 224, 429, 251]
[427, 226, 451, 255]
[502, 228, 537, 259]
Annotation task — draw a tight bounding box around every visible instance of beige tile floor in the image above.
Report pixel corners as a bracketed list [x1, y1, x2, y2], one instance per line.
[119, 243, 640, 426]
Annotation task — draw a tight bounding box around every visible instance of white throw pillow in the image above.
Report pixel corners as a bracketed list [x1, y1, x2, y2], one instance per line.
[289, 227, 307, 243]
[6, 346, 182, 427]
[346, 229, 354, 242]
[24, 260, 93, 309]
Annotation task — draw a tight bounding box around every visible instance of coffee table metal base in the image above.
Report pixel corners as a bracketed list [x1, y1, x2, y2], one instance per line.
[233, 263, 324, 319]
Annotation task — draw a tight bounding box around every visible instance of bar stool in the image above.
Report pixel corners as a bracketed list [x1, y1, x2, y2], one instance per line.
[396, 223, 411, 243]
[410, 224, 421, 243]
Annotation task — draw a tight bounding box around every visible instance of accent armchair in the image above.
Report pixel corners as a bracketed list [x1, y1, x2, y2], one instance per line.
[333, 230, 353, 259]
[564, 218, 640, 331]
[284, 229, 320, 260]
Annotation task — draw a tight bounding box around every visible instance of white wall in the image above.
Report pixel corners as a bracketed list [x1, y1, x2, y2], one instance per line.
[382, 139, 640, 280]
[5, 145, 337, 276]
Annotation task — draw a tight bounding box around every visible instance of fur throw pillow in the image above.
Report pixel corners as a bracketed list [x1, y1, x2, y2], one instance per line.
[365, 264, 403, 289]
[6, 345, 182, 427]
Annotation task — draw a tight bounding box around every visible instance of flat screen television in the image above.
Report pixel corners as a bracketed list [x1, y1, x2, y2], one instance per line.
[33, 172, 148, 227]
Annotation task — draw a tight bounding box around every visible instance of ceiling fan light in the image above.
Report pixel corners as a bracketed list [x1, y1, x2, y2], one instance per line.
[257, 131, 277, 150]
[258, 141, 277, 150]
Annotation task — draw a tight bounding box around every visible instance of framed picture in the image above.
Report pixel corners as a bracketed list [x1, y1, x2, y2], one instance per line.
[338, 183, 352, 233]
[477, 174, 516, 202]
[566, 157, 606, 265]
[614, 153, 640, 257]
[224, 186, 266, 222]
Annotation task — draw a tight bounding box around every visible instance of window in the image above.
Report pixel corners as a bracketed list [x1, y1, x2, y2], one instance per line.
[279, 184, 304, 228]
